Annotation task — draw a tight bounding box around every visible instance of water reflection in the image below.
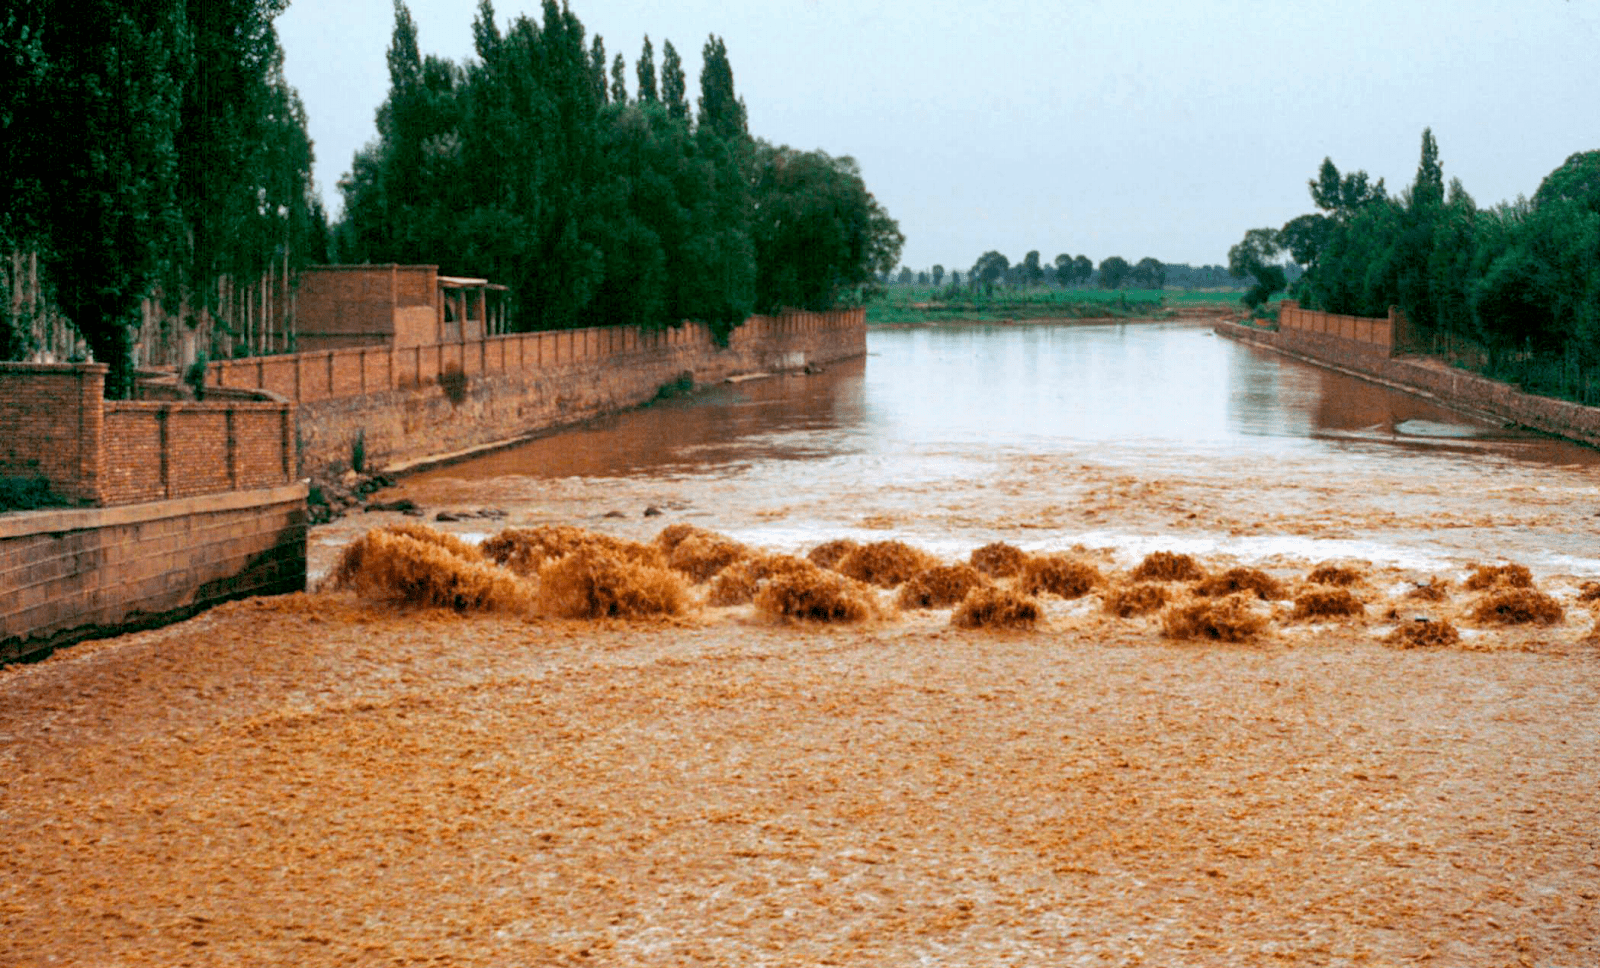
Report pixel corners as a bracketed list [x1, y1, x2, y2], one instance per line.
[416, 361, 872, 481]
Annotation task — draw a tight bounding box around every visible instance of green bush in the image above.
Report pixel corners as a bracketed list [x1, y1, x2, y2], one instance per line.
[183, 350, 209, 400]
[0, 476, 71, 512]
[652, 371, 694, 401]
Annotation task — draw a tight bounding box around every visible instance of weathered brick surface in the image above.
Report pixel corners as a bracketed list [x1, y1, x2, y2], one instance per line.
[97, 400, 294, 506]
[394, 305, 438, 347]
[1277, 301, 1395, 353]
[353, 311, 858, 475]
[295, 265, 440, 352]
[1217, 320, 1600, 448]
[0, 485, 308, 662]
[0, 362, 105, 504]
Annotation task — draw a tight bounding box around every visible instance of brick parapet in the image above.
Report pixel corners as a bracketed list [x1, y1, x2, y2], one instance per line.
[99, 399, 294, 506]
[1275, 300, 1395, 354]
[2, 363, 294, 509]
[206, 309, 865, 406]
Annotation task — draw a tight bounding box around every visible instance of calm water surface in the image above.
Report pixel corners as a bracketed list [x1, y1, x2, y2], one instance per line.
[395, 321, 1600, 574]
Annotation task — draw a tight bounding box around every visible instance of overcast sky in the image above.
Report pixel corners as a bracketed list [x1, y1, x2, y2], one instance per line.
[278, 0, 1599, 273]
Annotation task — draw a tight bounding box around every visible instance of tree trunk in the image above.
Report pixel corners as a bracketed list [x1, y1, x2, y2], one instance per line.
[83, 310, 136, 399]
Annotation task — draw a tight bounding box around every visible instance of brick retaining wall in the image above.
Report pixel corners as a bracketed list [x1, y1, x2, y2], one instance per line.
[0, 483, 307, 663]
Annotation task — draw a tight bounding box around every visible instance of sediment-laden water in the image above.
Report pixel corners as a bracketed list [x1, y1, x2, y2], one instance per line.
[317, 320, 1600, 582]
[14, 320, 1600, 967]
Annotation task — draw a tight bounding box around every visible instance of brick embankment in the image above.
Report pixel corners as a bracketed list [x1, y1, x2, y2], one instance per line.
[1215, 320, 1600, 448]
[0, 483, 307, 663]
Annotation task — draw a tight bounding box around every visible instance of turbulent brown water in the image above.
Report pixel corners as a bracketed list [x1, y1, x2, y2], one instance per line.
[319, 321, 1600, 582]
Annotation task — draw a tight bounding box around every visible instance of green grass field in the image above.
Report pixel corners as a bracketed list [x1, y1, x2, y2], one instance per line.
[864, 285, 1246, 324]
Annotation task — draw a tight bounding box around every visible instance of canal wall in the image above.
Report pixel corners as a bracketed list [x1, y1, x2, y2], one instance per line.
[1, 363, 306, 662]
[1216, 316, 1600, 449]
[206, 309, 866, 476]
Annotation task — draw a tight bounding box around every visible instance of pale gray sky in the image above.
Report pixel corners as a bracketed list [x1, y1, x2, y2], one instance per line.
[278, 0, 1599, 272]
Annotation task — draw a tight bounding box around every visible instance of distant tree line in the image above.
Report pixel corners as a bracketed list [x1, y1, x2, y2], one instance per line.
[0, 0, 324, 396]
[884, 251, 1249, 292]
[1231, 130, 1600, 398]
[336, 0, 903, 341]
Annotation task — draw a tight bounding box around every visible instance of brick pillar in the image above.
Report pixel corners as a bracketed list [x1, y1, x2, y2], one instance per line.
[280, 406, 292, 482]
[156, 406, 171, 499]
[77, 363, 107, 506]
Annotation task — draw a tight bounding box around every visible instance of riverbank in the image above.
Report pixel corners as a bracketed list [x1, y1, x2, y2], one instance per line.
[1216, 320, 1600, 450]
[204, 309, 865, 480]
[864, 288, 1239, 325]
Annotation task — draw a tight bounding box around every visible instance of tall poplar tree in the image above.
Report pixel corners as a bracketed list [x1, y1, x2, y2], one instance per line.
[336, 2, 898, 341]
[661, 39, 688, 122]
[179, 0, 320, 328]
[636, 36, 658, 102]
[589, 35, 608, 105]
[697, 35, 746, 143]
[29, 0, 189, 395]
[610, 52, 627, 103]
[0, 12, 50, 359]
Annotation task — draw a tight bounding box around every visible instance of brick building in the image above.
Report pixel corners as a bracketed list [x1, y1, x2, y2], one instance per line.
[292, 265, 510, 353]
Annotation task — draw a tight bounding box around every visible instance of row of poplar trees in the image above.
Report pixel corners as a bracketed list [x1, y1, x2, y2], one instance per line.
[1231, 131, 1600, 401]
[0, 0, 325, 396]
[337, 0, 905, 342]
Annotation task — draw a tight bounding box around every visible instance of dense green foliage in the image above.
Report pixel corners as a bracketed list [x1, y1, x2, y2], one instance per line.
[886, 251, 1243, 300]
[865, 284, 1242, 325]
[1239, 131, 1600, 402]
[0, 0, 321, 395]
[337, 2, 901, 339]
[1227, 228, 1286, 309]
[0, 474, 72, 512]
[1097, 256, 1131, 290]
[904, 250, 1199, 293]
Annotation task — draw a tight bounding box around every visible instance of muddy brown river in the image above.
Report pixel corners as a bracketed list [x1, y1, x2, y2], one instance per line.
[336, 320, 1600, 582]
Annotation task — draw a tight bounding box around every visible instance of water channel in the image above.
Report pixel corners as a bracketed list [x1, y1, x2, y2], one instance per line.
[344, 320, 1600, 581]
